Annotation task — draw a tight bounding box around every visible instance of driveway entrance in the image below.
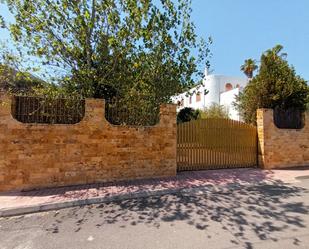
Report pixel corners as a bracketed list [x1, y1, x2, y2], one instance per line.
[177, 118, 258, 171]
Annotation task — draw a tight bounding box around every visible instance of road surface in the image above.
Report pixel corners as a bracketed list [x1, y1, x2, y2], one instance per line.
[1, 176, 309, 249]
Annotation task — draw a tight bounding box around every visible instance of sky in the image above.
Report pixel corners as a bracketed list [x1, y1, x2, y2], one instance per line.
[191, 0, 309, 80]
[0, 0, 309, 80]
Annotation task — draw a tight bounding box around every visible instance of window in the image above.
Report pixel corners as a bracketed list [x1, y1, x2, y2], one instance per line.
[189, 96, 192, 104]
[196, 92, 201, 102]
[177, 99, 184, 107]
[225, 83, 233, 91]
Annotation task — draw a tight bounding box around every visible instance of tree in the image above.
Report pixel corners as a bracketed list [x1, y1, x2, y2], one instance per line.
[237, 45, 309, 124]
[199, 103, 229, 119]
[0, 64, 43, 93]
[240, 58, 258, 79]
[1, 0, 211, 102]
[0, 46, 44, 93]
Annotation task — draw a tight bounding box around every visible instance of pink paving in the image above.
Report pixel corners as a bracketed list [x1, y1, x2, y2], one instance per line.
[1, 168, 309, 211]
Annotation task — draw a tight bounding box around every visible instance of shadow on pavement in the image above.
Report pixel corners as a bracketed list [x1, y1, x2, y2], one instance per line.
[0, 168, 276, 198]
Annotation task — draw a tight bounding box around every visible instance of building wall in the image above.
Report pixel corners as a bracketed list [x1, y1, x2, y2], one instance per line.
[214, 75, 247, 93]
[173, 74, 247, 121]
[0, 95, 177, 192]
[257, 109, 309, 169]
[220, 88, 240, 121]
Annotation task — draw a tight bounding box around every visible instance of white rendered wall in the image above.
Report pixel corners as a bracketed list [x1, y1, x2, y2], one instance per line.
[173, 85, 207, 111]
[172, 74, 248, 121]
[203, 75, 220, 108]
[220, 88, 240, 121]
[215, 75, 248, 93]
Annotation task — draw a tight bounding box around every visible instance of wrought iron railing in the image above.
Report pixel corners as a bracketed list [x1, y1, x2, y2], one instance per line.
[105, 97, 160, 126]
[12, 95, 85, 124]
[273, 107, 305, 129]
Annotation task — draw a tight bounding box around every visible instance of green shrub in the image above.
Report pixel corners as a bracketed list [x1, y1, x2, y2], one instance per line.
[177, 107, 200, 123]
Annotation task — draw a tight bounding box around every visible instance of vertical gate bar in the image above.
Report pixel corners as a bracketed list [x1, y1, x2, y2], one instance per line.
[176, 122, 181, 169]
[204, 120, 206, 168]
[230, 119, 233, 168]
[194, 121, 196, 168]
[180, 123, 182, 171]
[210, 121, 216, 167]
[190, 121, 193, 169]
[207, 119, 210, 168]
[217, 119, 219, 168]
[204, 120, 206, 169]
[199, 120, 201, 169]
[184, 123, 186, 169]
[193, 121, 195, 169]
[177, 123, 179, 168]
[205, 119, 208, 168]
[237, 120, 240, 167]
[198, 120, 200, 168]
[183, 124, 189, 170]
[216, 119, 219, 169]
[190, 122, 195, 169]
[235, 120, 238, 167]
[180, 124, 182, 168]
[197, 120, 199, 169]
[224, 119, 226, 167]
[233, 119, 237, 168]
[182, 123, 184, 170]
[196, 120, 198, 168]
[213, 119, 215, 169]
[188, 121, 191, 170]
[201, 120, 203, 168]
[189, 121, 192, 170]
[237, 120, 243, 166]
[209, 119, 212, 169]
[182, 123, 185, 171]
[222, 120, 224, 168]
[227, 119, 231, 167]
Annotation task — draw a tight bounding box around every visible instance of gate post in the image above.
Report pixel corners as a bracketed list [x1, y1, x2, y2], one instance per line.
[256, 109, 266, 168]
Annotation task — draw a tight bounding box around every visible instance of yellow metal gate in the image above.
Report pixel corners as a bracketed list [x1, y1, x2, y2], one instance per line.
[177, 118, 257, 171]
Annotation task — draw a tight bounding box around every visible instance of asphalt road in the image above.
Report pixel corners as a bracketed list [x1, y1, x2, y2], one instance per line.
[1, 177, 309, 249]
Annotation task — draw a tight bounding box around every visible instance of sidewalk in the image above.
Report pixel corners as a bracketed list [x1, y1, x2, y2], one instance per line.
[1, 168, 309, 217]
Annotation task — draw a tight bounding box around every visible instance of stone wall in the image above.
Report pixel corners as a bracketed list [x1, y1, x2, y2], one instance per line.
[257, 109, 309, 169]
[0, 95, 176, 192]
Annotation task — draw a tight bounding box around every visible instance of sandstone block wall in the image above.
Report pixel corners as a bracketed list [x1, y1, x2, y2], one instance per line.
[0, 95, 177, 192]
[257, 109, 309, 169]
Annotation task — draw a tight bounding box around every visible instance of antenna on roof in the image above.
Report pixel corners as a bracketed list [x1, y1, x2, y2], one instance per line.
[204, 67, 209, 77]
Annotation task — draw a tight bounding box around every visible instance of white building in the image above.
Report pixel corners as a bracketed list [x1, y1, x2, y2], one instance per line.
[173, 70, 248, 121]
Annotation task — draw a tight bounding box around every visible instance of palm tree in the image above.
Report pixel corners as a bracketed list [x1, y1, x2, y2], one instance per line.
[240, 59, 258, 79]
[264, 44, 287, 61]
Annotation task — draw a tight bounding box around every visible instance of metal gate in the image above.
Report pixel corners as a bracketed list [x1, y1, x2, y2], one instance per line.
[177, 118, 257, 171]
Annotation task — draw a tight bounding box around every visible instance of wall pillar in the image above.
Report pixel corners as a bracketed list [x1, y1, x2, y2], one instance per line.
[256, 109, 268, 168]
[0, 93, 11, 119]
[257, 108, 309, 169]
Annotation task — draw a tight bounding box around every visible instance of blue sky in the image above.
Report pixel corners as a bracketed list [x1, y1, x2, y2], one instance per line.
[191, 0, 309, 80]
[1, 0, 309, 80]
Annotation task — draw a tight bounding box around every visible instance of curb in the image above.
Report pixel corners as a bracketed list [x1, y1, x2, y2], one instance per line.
[0, 186, 214, 218]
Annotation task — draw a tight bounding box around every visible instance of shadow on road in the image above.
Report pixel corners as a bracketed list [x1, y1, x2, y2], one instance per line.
[44, 180, 309, 248]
